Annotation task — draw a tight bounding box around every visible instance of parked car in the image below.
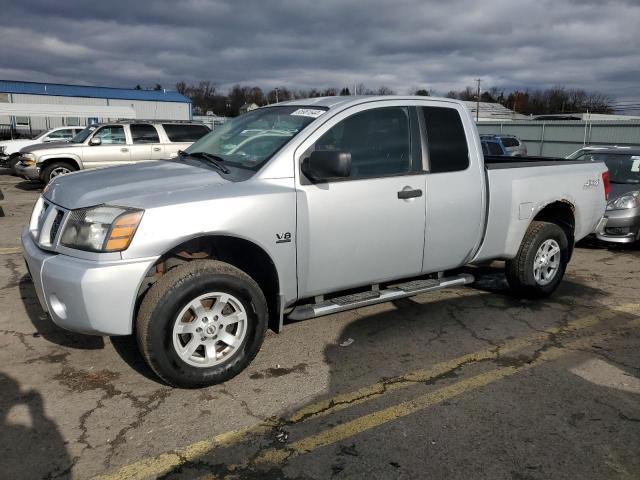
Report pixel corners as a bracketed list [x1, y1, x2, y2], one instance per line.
[15, 120, 211, 183]
[480, 134, 527, 156]
[0, 126, 83, 172]
[573, 147, 640, 244]
[566, 145, 633, 160]
[481, 139, 508, 156]
[22, 96, 608, 387]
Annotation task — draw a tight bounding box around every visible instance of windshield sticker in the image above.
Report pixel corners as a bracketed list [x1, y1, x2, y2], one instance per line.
[290, 108, 325, 118]
[631, 156, 640, 173]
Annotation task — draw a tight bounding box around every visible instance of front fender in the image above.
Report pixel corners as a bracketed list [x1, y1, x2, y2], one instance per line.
[38, 153, 84, 170]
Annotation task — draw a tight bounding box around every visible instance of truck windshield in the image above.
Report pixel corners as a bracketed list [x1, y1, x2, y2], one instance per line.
[593, 154, 640, 184]
[185, 106, 327, 170]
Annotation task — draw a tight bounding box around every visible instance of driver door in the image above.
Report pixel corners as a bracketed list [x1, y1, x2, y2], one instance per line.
[295, 104, 427, 298]
[82, 125, 131, 168]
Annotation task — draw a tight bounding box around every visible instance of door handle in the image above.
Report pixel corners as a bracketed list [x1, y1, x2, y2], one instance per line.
[153, 147, 161, 151]
[397, 188, 422, 199]
[120, 147, 129, 152]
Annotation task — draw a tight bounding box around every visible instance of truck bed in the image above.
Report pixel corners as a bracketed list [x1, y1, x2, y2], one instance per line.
[472, 156, 607, 263]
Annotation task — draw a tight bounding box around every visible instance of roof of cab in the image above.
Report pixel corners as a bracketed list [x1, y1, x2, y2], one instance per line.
[276, 95, 464, 110]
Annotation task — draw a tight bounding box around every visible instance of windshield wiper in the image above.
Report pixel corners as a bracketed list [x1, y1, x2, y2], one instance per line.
[178, 150, 230, 174]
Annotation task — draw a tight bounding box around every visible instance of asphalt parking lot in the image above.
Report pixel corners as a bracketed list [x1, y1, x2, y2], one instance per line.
[1, 169, 639, 480]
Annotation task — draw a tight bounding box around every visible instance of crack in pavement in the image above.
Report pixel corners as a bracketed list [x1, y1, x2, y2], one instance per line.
[103, 388, 172, 469]
[0, 328, 37, 351]
[594, 398, 640, 423]
[218, 389, 267, 423]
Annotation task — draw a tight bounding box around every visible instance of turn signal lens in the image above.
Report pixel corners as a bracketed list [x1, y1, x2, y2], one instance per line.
[104, 211, 143, 252]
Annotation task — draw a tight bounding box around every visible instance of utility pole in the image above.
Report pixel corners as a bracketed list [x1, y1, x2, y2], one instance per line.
[475, 78, 481, 122]
[275, 87, 279, 103]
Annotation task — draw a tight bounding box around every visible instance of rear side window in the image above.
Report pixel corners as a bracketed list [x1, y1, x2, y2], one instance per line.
[421, 107, 469, 173]
[487, 141, 504, 155]
[501, 137, 520, 147]
[131, 124, 160, 144]
[163, 124, 210, 142]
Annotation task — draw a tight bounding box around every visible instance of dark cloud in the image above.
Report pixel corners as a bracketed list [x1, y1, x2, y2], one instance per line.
[0, 0, 638, 102]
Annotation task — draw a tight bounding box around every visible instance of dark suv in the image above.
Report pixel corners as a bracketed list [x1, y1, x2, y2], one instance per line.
[480, 134, 527, 156]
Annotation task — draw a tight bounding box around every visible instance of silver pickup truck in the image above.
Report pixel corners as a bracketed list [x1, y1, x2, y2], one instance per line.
[22, 96, 609, 388]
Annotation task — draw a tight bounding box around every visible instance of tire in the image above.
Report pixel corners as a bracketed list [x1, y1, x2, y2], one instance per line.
[42, 161, 77, 184]
[506, 221, 569, 299]
[136, 260, 268, 388]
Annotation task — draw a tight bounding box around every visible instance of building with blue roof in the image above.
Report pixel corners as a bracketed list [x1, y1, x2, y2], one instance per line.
[0, 80, 192, 137]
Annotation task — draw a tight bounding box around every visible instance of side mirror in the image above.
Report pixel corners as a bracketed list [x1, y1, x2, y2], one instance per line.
[89, 137, 102, 146]
[301, 150, 351, 182]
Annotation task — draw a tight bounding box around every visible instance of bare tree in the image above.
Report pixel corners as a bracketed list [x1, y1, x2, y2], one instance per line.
[376, 86, 395, 95]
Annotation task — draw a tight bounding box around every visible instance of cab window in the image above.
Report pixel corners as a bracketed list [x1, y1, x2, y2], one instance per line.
[310, 107, 416, 179]
[93, 126, 126, 145]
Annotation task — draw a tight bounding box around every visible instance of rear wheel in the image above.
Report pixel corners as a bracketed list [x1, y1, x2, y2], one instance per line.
[137, 260, 268, 388]
[506, 221, 569, 298]
[42, 161, 77, 184]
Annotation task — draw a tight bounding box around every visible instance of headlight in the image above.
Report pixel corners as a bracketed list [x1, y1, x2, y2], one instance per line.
[60, 205, 144, 252]
[606, 191, 640, 211]
[21, 153, 36, 166]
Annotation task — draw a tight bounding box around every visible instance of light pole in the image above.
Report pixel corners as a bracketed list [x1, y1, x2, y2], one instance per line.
[275, 87, 279, 103]
[475, 78, 481, 122]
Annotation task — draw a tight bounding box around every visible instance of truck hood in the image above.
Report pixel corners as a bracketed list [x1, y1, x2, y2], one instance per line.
[45, 160, 230, 210]
[20, 141, 76, 154]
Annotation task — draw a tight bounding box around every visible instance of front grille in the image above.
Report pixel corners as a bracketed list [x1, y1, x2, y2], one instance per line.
[33, 198, 68, 249]
[50, 209, 64, 244]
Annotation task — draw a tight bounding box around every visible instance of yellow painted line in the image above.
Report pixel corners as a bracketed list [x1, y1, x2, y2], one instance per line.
[93, 425, 272, 480]
[0, 246, 21, 255]
[254, 325, 635, 465]
[95, 303, 639, 480]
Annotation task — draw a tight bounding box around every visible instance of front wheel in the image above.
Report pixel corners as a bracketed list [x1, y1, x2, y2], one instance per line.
[506, 221, 569, 298]
[42, 161, 77, 184]
[136, 260, 268, 388]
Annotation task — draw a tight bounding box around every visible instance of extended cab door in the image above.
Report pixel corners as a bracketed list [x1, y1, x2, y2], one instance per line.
[82, 125, 131, 168]
[419, 104, 485, 272]
[295, 103, 427, 298]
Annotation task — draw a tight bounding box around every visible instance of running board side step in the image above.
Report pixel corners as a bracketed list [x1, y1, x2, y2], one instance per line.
[288, 273, 474, 321]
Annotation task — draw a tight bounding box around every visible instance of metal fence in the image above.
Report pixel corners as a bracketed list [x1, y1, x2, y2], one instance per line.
[477, 120, 640, 157]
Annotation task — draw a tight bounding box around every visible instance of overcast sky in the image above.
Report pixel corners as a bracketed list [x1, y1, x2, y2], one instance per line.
[0, 0, 638, 106]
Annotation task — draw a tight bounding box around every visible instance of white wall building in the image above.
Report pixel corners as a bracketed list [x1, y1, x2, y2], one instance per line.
[0, 80, 192, 137]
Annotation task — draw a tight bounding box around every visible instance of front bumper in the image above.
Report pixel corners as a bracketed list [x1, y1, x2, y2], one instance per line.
[15, 161, 41, 181]
[22, 228, 156, 335]
[595, 208, 640, 244]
